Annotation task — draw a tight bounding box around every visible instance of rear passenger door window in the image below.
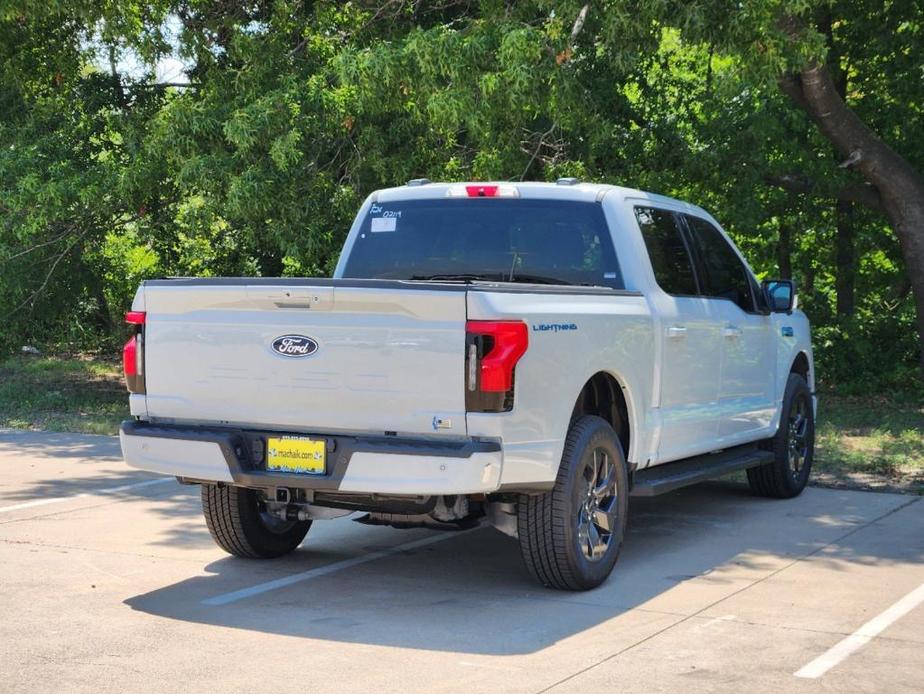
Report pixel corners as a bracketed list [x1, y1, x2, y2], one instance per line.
[634, 207, 698, 296]
[683, 215, 756, 313]
[635, 205, 723, 459]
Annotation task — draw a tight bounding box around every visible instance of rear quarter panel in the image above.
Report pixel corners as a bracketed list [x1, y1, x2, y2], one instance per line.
[466, 290, 656, 488]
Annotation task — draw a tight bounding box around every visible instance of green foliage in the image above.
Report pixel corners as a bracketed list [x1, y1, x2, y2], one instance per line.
[0, 0, 921, 390]
[815, 394, 924, 494]
[0, 355, 127, 434]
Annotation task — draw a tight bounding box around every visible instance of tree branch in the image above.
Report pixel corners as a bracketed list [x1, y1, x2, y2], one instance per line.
[127, 81, 197, 90]
[520, 125, 557, 180]
[777, 73, 809, 111]
[794, 62, 924, 197]
[288, 37, 308, 58]
[555, 3, 590, 64]
[570, 3, 590, 44]
[5, 229, 88, 319]
[764, 173, 884, 212]
[107, 44, 128, 106]
[1, 227, 76, 263]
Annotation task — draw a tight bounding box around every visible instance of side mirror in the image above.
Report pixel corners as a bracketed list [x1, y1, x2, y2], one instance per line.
[762, 279, 795, 313]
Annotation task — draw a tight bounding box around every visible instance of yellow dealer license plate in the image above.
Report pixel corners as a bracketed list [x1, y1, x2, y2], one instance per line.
[266, 436, 326, 475]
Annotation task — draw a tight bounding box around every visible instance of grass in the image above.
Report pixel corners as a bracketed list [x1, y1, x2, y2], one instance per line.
[814, 393, 924, 494]
[0, 355, 921, 493]
[0, 354, 128, 435]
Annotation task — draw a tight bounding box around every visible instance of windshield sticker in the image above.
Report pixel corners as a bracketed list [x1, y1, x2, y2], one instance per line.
[371, 217, 397, 233]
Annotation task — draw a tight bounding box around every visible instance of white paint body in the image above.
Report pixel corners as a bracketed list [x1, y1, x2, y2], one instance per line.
[122, 182, 814, 493]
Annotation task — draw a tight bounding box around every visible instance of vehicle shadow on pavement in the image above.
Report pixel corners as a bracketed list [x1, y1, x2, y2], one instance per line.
[0, 430, 122, 460]
[124, 483, 923, 655]
[0, 430, 150, 503]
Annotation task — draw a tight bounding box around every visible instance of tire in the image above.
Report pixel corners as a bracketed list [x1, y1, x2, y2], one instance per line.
[201, 484, 311, 559]
[517, 415, 629, 591]
[747, 373, 815, 498]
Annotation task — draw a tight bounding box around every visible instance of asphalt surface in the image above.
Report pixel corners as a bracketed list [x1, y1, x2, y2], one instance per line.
[0, 429, 922, 693]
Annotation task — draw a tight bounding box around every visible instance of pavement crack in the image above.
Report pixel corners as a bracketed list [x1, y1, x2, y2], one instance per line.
[687, 613, 924, 646]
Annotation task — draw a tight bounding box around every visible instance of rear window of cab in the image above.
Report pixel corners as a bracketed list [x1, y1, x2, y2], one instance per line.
[342, 199, 624, 289]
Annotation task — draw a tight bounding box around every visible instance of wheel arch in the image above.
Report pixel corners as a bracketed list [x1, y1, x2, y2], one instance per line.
[569, 371, 633, 462]
[790, 351, 811, 386]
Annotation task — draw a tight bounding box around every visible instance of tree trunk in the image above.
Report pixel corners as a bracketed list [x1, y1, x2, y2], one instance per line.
[835, 200, 856, 317]
[780, 63, 924, 374]
[777, 221, 792, 279]
[803, 261, 815, 299]
[828, 30, 855, 319]
[91, 280, 114, 336]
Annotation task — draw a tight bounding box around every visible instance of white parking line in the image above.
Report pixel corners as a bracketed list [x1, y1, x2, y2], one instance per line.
[795, 581, 924, 679]
[0, 477, 174, 514]
[202, 528, 478, 606]
[694, 614, 736, 631]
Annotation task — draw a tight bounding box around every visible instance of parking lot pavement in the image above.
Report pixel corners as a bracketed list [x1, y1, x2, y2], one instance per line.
[0, 429, 173, 516]
[1, 430, 922, 694]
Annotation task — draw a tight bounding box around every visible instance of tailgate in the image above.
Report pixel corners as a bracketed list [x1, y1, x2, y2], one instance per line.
[140, 280, 468, 436]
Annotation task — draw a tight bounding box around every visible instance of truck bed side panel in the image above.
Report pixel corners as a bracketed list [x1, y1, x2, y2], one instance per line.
[466, 290, 655, 487]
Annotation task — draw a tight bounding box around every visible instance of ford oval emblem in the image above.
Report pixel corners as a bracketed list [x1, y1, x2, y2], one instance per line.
[271, 334, 319, 358]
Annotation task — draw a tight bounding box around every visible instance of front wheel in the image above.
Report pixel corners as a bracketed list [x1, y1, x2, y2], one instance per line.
[517, 415, 629, 590]
[201, 484, 311, 558]
[748, 373, 815, 498]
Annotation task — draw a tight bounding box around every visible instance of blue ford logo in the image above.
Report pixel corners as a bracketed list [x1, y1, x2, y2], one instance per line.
[271, 334, 319, 358]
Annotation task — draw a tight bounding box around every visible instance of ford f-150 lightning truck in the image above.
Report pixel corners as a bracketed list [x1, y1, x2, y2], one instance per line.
[120, 179, 816, 590]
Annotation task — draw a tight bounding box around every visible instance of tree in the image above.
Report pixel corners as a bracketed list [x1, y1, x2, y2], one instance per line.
[0, 3, 156, 348]
[775, 5, 924, 371]
[0, 0, 919, 387]
[593, 0, 924, 370]
[355, 0, 920, 374]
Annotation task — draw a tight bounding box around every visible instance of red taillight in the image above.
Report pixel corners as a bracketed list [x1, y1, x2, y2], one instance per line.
[447, 184, 519, 198]
[123, 311, 145, 393]
[466, 185, 498, 198]
[123, 336, 139, 377]
[466, 320, 528, 392]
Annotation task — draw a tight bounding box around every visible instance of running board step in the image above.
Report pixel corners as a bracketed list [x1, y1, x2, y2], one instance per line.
[631, 444, 773, 497]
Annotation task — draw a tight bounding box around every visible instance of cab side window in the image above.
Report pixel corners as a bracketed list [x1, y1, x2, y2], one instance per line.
[635, 207, 698, 296]
[683, 215, 756, 312]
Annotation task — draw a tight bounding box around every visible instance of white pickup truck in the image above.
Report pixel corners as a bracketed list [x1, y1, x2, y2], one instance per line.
[120, 179, 815, 590]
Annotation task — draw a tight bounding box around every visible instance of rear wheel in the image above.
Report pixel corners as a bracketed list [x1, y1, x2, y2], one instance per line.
[201, 484, 311, 558]
[517, 416, 629, 590]
[747, 373, 815, 498]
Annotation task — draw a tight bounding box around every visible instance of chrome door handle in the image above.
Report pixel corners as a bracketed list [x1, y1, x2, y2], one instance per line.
[667, 326, 687, 338]
[723, 325, 742, 338]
